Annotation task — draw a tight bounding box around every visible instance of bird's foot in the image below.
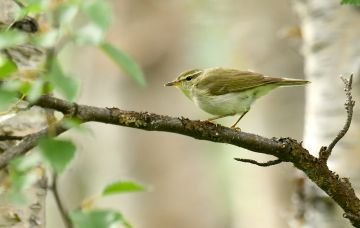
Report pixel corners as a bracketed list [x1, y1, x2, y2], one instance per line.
[204, 119, 216, 125]
[230, 125, 241, 131]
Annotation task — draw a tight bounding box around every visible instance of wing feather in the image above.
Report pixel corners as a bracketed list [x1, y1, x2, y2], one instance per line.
[195, 68, 281, 95]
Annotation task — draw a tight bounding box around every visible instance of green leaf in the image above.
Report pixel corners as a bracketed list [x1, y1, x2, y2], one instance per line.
[38, 137, 76, 173]
[33, 30, 59, 48]
[0, 58, 17, 79]
[49, 59, 80, 101]
[341, 0, 360, 4]
[0, 31, 27, 49]
[70, 209, 131, 228]
[0, 88, 17, 111]
[10, 153, 42, 172]
[58, 4, 79, 27]
[27, 78, 44, 101]
[100, 42, 146, 86]
[62, 118, 82, 128]
[82, 0, 112, 31]
[102, 180, 147, 196]
[74, 24, 105, 45]
[19, 0, 50, 15]
[8, 154, 41, 204]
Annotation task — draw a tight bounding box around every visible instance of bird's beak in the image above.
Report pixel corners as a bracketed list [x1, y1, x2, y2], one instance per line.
[164, 80, 179, 86]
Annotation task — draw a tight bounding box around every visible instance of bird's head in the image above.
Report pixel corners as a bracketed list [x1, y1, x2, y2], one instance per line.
[165, 69, 203, 98]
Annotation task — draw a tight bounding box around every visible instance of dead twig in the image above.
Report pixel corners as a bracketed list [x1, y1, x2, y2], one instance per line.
[52, 173, 73, 228]
[319, 74, 355, 162]
[234, 158, 282, 167]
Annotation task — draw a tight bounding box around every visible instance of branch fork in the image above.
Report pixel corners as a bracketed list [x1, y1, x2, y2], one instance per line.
[0, 75, 358, 226]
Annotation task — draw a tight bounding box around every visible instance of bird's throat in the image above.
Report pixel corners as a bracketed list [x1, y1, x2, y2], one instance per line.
[178, 87, 193, 100]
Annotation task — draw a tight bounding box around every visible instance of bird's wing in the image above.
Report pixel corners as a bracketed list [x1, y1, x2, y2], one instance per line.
[196, 68, 281, 95]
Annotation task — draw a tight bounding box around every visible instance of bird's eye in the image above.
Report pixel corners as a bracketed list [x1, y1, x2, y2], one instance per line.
[185, 76, 192, 81]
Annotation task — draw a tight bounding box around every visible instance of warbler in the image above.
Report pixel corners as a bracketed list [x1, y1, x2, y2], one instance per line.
[165, 67, 309, 128]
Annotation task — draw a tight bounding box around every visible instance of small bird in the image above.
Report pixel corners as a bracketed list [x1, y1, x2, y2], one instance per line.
[165, 67, 309, 128]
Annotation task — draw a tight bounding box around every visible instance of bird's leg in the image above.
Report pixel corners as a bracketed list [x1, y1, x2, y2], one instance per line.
[230, 111, 248, 129]
[206, 113, 235, 123]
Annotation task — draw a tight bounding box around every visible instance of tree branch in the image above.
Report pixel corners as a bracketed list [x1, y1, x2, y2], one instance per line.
[0, 135, 24, 141]
[52, 173, 73, 228]
[0, 122, 67, 169]
[0, 93, 359, 226]
[234, 158, 282, 167]
[319, 74, 355, 162]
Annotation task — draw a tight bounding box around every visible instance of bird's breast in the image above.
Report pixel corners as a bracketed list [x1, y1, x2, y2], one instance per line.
[191, 90, 256, 116]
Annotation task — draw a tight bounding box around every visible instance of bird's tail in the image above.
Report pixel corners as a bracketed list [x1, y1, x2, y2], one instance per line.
[277, 78, 310, 86]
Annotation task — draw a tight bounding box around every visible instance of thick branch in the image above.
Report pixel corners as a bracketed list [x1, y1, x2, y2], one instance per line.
[34, 95, 290, 157]
[0, 94, 359, 226]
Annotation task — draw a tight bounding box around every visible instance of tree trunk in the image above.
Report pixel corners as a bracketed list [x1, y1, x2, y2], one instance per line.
[0, 1, 48, 227]
[294, 0, 360, 227]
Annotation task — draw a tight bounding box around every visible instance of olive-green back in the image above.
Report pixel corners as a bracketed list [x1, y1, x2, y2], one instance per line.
[195, 68, 282, 95]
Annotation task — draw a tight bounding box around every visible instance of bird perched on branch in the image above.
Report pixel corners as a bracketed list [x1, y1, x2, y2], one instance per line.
[166, 68, 309, 128]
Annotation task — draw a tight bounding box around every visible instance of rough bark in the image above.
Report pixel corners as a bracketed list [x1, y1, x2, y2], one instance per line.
[2, 94, 360, 226]
[294, 0, 360, 227]
[0, 1, 48, 227]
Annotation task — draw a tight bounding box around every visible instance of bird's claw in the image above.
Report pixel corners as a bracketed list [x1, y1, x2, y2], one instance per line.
[230, 126, 241, 131]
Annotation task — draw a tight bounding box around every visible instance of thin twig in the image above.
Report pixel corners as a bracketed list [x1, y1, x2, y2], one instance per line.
[52, 173, 73, 228]
[292, 177, 306, 224]
[320, 74, 355, 162]
[234, 158, 282, 167]
[0, 121, 67, 169]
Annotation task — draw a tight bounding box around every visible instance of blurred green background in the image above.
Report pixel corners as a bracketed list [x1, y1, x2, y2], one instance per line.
[50, 0, 306, 227]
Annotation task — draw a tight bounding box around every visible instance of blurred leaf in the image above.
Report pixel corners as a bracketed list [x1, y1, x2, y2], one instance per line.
[33, 30, 59, 48]
[38, 137, 76, 173]
[70, 209, 131, 228]
[8, 154, 41, 204]
[100, 42, 146, 86]
[20, 0, 50, 14]
[0, 31, 27, 49]
[9, 171, 37, 204]
[58, 4, 79, 27]
[102, 180, 147, 196]
[82, 0, 112, 31]
[341, 0, 360, 4]
[27, 78, 44, 101]
[49, 59, 80, 101]
[10, 153, 42, 172]
[0, 58, 17, 79]
[62, 118, 92, 134]
[0, 88, 17, 111]
[4, 80, 32, 95]
[74, 24, 104, 45]
[62, 118, 82, 128]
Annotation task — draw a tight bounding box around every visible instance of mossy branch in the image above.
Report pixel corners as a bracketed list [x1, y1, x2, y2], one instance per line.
[0, 75, 358, 226]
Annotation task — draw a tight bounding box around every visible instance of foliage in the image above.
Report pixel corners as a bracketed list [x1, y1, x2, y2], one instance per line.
[73, 180, 147, 227]
[0, 0, 146, 104]
[71, 209, 132, 228]
[8, 153, 42, 204]
[0, 0, 146, 227]
[341, 0, 360, 4]
[101, 42, 146, 86]
[38, 137, 76, 173]
[102, 180, 147, 196]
